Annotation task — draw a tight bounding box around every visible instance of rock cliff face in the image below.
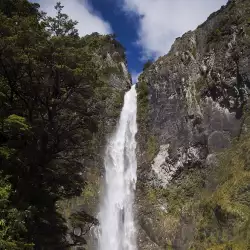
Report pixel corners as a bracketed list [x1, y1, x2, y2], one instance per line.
[136, 0, 250, 249]
[56, 34, 131, 248]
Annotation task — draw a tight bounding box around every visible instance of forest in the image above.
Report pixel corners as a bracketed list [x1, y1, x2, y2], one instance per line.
[0, 0, 112, 248]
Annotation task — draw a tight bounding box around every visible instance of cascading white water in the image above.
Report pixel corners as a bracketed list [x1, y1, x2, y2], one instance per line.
[98, 85, 138, 250]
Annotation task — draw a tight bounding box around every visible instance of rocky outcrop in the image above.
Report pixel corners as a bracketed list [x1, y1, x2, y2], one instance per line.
[136, 0, 250, 248]
[57, 34, 131, 248]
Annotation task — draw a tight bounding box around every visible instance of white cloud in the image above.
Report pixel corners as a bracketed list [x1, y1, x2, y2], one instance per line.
[37, 0, 112, 36]
[131, 71, 141, 83]
[122, 0, 228, 59]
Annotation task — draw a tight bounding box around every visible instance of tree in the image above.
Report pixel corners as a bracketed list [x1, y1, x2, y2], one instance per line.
[0, 0, 40, 18]
[0, 1, 99, 248]
[45, 2, 78, 37]
[0, 172, 33, 250]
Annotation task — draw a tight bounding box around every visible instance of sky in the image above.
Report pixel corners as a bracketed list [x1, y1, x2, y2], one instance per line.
[33, 0, 228, 82]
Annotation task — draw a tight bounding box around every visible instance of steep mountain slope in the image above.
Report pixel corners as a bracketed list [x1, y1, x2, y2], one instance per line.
[136, 0, 250, 249]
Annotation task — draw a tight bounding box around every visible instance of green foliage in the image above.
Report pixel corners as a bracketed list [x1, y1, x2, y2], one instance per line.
[0, 173, 33, 249]
[0, 0, 122, 248]
[143, 60, 153, 71]
[137, 79, 149, 125]
[147, 135, 158, 161]
[93, 78, 124, 121]
[146, 188, 157, 203]
[81, 33, 125, 59]
[154, 131, 250, 249]
[113, 91, 124, 108]
[44, 2, 78, 37]
[101, 65, 123, 81]
[162, 169, 205, 216]
[0, 0, 40, 18]
[81, 172, 100, 205]
[82, 33, 108, 52]
[82, 185, 96, 204]
[207, 27, 223, 44]
[0, 147, 15, 160]
[5, 115, 30, 131]
[215, 28, 222, 36]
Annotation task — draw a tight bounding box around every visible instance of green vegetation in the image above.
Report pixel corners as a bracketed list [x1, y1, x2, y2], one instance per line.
[0, 1, 125, 249]
[143, 60, 153, 71]
[207, 28, 222, 43]
[113, 91, 124, 108]
[138, 1, 250, 248]
[82, 32, 125, 61]
[137, 74, 160, 166]
[82, 184, 97, 204]
[0, 172, 34, 249]
[215, 28, 222, 36]
[146, 187, 158, 203]
[4, 115, 30, 131]
[137, 78, 149, 126]
[137, 77, 159, 160]
[149, 130, 250, 249]
[100, 65, 123, 81]
[147, 135, 158, 161]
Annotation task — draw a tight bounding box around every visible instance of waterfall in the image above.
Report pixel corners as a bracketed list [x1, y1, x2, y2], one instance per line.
[98, 85, 138, 250]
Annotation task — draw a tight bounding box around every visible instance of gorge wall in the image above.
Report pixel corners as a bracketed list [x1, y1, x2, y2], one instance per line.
[136, 0, 250, 249]
[60, 1, 250, 249]
[56, 33, 132, 248]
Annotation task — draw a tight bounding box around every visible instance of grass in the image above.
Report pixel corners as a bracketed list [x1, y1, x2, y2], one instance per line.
[144, 130, 250, 249]
[137, 79, 149, 126]
[146, 135, 158, 161]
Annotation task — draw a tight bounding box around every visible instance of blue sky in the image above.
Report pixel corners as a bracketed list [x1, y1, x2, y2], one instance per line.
[90, 0, 142, 78]
[33, 0, 228, 82]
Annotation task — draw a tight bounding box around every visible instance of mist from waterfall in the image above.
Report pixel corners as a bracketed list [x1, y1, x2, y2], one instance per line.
[98, 85, 138, 250]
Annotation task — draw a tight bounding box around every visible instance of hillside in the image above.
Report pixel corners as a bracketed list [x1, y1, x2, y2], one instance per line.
[136, 0, 250, 249]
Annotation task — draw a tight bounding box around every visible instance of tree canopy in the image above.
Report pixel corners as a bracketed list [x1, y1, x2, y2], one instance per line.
[0, 1, 104, 248]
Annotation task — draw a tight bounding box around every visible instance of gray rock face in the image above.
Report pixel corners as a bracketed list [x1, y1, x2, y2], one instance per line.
[150, 144, 202, 187]
[136, 0, 250, 248]
[138, 0, 249, 184]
